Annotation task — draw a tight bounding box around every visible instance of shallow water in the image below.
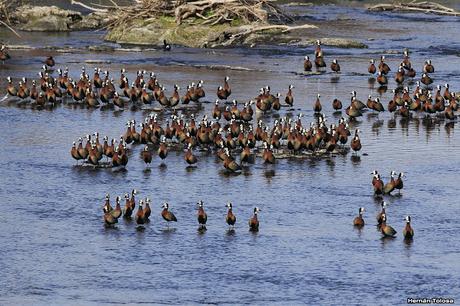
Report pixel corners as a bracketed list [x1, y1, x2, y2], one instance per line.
[1, 4, 460, 305]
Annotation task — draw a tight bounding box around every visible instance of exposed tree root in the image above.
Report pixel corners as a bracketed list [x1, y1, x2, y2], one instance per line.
[368, 1, 460, 16]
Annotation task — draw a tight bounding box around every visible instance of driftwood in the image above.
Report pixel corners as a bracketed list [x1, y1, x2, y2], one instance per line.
[368, 1, 460, 16]
[0, 0, 21, 37]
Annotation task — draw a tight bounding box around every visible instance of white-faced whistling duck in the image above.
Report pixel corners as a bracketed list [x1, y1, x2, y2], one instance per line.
[380, 214, 397, 237]
[332, 98, 342, 111]
[403, 216, 414, 239]
[197, 200, 207, 229]
[169, 84, 180, 107]
[45, 56, 55, 67]
[314, 40, 326, 68]
[163, 39, 171, 51]
[112, 196, 122, 220]
[136, 200, 146, 225]
[304, 56, 312, 71]
[377, 71, 388, 86]
[394, 172, 404, 194]
[143, 198, 151, 221]
[376, 201, 387, 225]
[141, 145, 152, 167]
[353, 207, 365, 227]
[313, 94, 322, 113]
[402, 49, 411, 69]
[350, 129, 361, 154]
[443, 83, 451, 100]
[378, 56, 390, 75]
[0, 44, 10, 64]
[285, 85, 294, 107]
[262, 142, 275, 164]
[372, 172, 384, 196]
[161, 202, 177, 227]
[383, 171, 396, 194]
[423, 60, 434, 73]
[226, 202, 236, 229]
[372, 98, 385, 113]
[368, 59, 376, 74]
[223, 148, 241, 172]
[123, 193, 134, 218]
[185, 143, 197, 166]
[6, 77, 18, 96]
[70, 142, 81, 165]
[421, 73, 433, 86]
[395, 66, 405, 84]
[330, 59, 340, 73]
[249, 207, 261, 232]
[103, 194, 113, 213]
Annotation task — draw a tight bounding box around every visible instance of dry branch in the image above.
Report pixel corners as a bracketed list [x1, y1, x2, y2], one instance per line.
[368, 1, 460, 16]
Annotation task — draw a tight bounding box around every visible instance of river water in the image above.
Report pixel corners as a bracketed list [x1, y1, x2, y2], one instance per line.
[0, 3, 459, 305]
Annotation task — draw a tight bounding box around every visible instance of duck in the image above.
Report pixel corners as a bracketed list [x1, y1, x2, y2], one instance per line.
[314, 40, 326, 68]
[226, 202, 236, 229]
[394, 172, 404, 194]
[136, 200, 146, 225]
[372, 98, 385, 113]
[330, 59, 340, 73]
[103, 209, 117, 226]
[161, 202, 177, 227]
[0, 44, 10, 64]
[313, 94, 322, 113]
[378, 56, 391, 75]
[102, 194, 113, 213]
[185, 143, 197, 166]
[332, 98, 342, 111]
[285, 85, 294, 107]
[395, 67, 405, 84]
[111, 196, 122, 220]
[372, 173, 384, 196]
[70, 141, 82, 165]
[158, 137, 169, 161]
[143, 198, 151, 221]
[223, 148, 241, 172]
[402, 216, 414, 239]
[421, 73, 433, 86]
[376, 201, 387, 225]
[402, 48, 411, 70]
[197, 200, 207, 229]
[45, 56, 55, 67]
[377, 71, 388, 86]
[353, 207, 365, 227]
[248, 207, 261, 232]
[141, 145, 152, 167]
[272, 93, 281, 111]
[443, 83, 452, 101]
[383, 171, 396, 194]
[163, 39, 171, 51]
[262, 142, 275, 164]
[123, 193, 134, 218]
[304, 55, 312, 71]
[380, 214, 397, 237]
[368, 59, 376, 74]
[350, 129, 361, 154]
[423, 60, 434, 73]
[6, 76, 18, 96]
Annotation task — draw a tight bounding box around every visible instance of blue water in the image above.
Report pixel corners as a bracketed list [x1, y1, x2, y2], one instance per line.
[1, 4, 460, 305]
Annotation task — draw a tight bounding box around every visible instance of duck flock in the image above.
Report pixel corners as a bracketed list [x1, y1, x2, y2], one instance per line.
[102, 190, 260, 232]
[3, 40, 459, 240]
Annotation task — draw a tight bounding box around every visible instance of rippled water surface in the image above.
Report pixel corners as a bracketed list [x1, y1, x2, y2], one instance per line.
[1, 4, 460, 305]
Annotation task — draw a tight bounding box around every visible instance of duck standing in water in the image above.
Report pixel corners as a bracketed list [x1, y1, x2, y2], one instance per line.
[249, 207, 261, 232]
[353, 207, 365, 227]
[403, 216, 414, 240]
[0, 44, 11, 64]
[185, 143, 197, 166]
[304, 56, 312, 71]
[226, 202, 236, 229]
[330, 59, 340, 73]
[136, 200, 146, 225]
[161, 202, 177, 228]
[380, 214, 397, 237]
[376, 201, 387, 226]
[350, 129, 361, 155]
[394, 172, 404, 194]
[197, 200, 208, 230]
[285, 85, 294, 107]
[314, 40, 326, 68]
[383, 171, 396, 195]
[141, 145, 152, 168]
[368, 59, 376, 75]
